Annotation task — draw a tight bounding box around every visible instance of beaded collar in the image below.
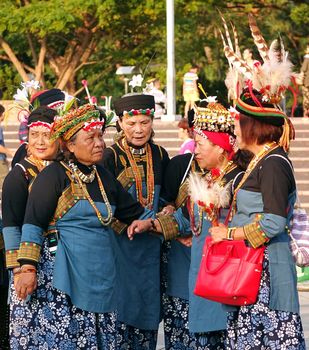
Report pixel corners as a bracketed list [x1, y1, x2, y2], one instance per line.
[130, 147, 146, 156]
[67, 160, 96, 183]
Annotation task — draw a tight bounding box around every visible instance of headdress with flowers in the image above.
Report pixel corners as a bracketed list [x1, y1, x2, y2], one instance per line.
[193, 96, 237, 156]
[220, 13, 296, 151]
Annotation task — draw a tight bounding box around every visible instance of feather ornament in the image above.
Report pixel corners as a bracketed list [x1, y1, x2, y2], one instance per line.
[231, 21, 241, 57]
[248, 14, 269, 62]
[188, 173, 232, 211]
[224, 46, 253, 80]
[219, 12, 234, 52]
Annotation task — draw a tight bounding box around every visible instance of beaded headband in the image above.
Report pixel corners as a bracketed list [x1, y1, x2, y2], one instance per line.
[51, 104, 103, 141]
[123, 108, 155, 118]
[28, 121, 53, 131]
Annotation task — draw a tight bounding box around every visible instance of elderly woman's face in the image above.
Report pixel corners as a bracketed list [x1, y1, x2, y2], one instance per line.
[194, 134, 223, 170]
[28, 126, 59, 160]
[119, 114, 153, 147]
[67, 129, 104, 165]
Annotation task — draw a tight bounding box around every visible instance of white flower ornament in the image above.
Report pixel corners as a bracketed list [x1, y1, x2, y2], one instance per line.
[129, 74, 143, 89]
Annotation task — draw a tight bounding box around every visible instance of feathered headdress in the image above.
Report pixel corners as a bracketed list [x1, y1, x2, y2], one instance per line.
[220, 13, 296, 151]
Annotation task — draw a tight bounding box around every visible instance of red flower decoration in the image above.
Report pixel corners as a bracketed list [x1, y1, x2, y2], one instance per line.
[81, 80, 88, 87]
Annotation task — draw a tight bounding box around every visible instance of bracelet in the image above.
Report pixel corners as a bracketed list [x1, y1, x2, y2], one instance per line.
[226, 227, 236, 240]
[20, 266, 37, 274]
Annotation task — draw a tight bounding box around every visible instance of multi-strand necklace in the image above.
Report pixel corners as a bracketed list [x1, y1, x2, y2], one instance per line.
[123, 138, 155, 209]
[68, 160, 96, 183]
[231, 141, 279, 216]
[65, 161, 113, 226]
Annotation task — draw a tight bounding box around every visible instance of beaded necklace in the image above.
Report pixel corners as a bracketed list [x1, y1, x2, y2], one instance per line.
[68, 160, 96, 183]
[122, 138, 155, 209]
[189, 160, 236, 235]
[27, 156, 50, 172]
[231, 141, 279, 217]
[62, 161, 113, 226]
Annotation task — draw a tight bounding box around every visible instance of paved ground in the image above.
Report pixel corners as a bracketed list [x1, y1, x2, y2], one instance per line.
[156, 286, 309, 349]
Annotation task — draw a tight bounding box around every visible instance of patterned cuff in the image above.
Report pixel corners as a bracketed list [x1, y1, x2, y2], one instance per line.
[6, 249, 20, 269]
[156, 215, 179, 240]
[243, 221, 269, 248]
[18, 242, 41, 263]
[110, 218, 128, 235]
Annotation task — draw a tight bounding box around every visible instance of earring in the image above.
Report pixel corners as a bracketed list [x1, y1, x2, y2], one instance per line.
[218, 153, 225, 164]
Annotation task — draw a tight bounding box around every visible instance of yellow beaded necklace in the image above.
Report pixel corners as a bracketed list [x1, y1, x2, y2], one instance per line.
[62, 161, 113, 226]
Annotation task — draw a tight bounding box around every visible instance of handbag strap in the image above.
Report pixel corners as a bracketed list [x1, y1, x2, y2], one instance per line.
[205, 242, 234, 274]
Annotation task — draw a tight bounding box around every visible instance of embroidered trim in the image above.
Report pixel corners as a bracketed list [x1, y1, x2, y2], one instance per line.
[156, 214, 179, 240]
[243, 216, 269, 248]
[110, 218, 128, 235]
[5, 249, 20, 268]
[18, 242, 41, 263]
[175, 181, 189, 209]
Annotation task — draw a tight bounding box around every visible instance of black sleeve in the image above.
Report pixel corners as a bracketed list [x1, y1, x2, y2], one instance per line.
[11, 143, 27, 167]
[23, 164, 65, 230]
[160, 154, 191, 203]
[101, 147, 117, 177]
[259, 156, 295, 218]
[2, 166, 29, 228]
[113, 177, 145, 224]
[160, 146, 170, 174]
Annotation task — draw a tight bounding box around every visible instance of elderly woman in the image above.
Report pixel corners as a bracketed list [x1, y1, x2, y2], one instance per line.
[128, 99, 247, 349]
[102, 93, 169, 349]
[209, 90, 306, 349]
[2, 106, 59, 348]
[14, 104, 150, 349]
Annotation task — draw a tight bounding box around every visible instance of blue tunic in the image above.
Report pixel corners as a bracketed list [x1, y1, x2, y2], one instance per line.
[102, 142, 170, 330]
[20, 161, 147, 314]
[230, 148, 299, 313]
[172, 166, 243, 333]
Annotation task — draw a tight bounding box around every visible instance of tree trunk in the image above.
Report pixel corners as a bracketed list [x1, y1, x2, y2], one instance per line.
[0, 36, 29, 82]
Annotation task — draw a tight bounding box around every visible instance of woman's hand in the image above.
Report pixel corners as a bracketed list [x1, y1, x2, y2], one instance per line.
[127, 219, 153, 240]
[13, 267, 21, 290]
[209, 223, 228, 243]
[158, 205, 175, 216]
[15, 265, 37, 300]
[176, 235, 192, 247]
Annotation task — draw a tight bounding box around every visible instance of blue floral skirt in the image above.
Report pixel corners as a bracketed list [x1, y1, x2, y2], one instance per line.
[162, 294, 226, 349]
[226, 251, 306, 350]
[9, 240, 117, 350]
[116, 321, 158, 350]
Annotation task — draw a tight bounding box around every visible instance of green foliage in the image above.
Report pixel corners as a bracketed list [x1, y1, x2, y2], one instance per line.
[0, 0, 308, 114]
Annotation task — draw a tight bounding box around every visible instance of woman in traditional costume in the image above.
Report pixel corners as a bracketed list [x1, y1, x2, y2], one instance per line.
[128, 98, 245, 349]
[209, 14, 306, 349]
[13, 104, 150, 349]
[2, 106, 59, 348]
[102, 93, 169, 349]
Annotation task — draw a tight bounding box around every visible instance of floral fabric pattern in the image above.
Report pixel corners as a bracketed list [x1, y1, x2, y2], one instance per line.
[162, 294, 226, 350]
[226, 250, 306, 350]
[116, 322, 158, 350]
[9, 240, 117, 350]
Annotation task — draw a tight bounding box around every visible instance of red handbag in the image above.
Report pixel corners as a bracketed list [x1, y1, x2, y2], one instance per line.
[194, 237, 265, 306]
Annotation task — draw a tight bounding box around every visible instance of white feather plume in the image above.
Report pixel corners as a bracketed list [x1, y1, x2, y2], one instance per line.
[188, 173, 232, 209]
